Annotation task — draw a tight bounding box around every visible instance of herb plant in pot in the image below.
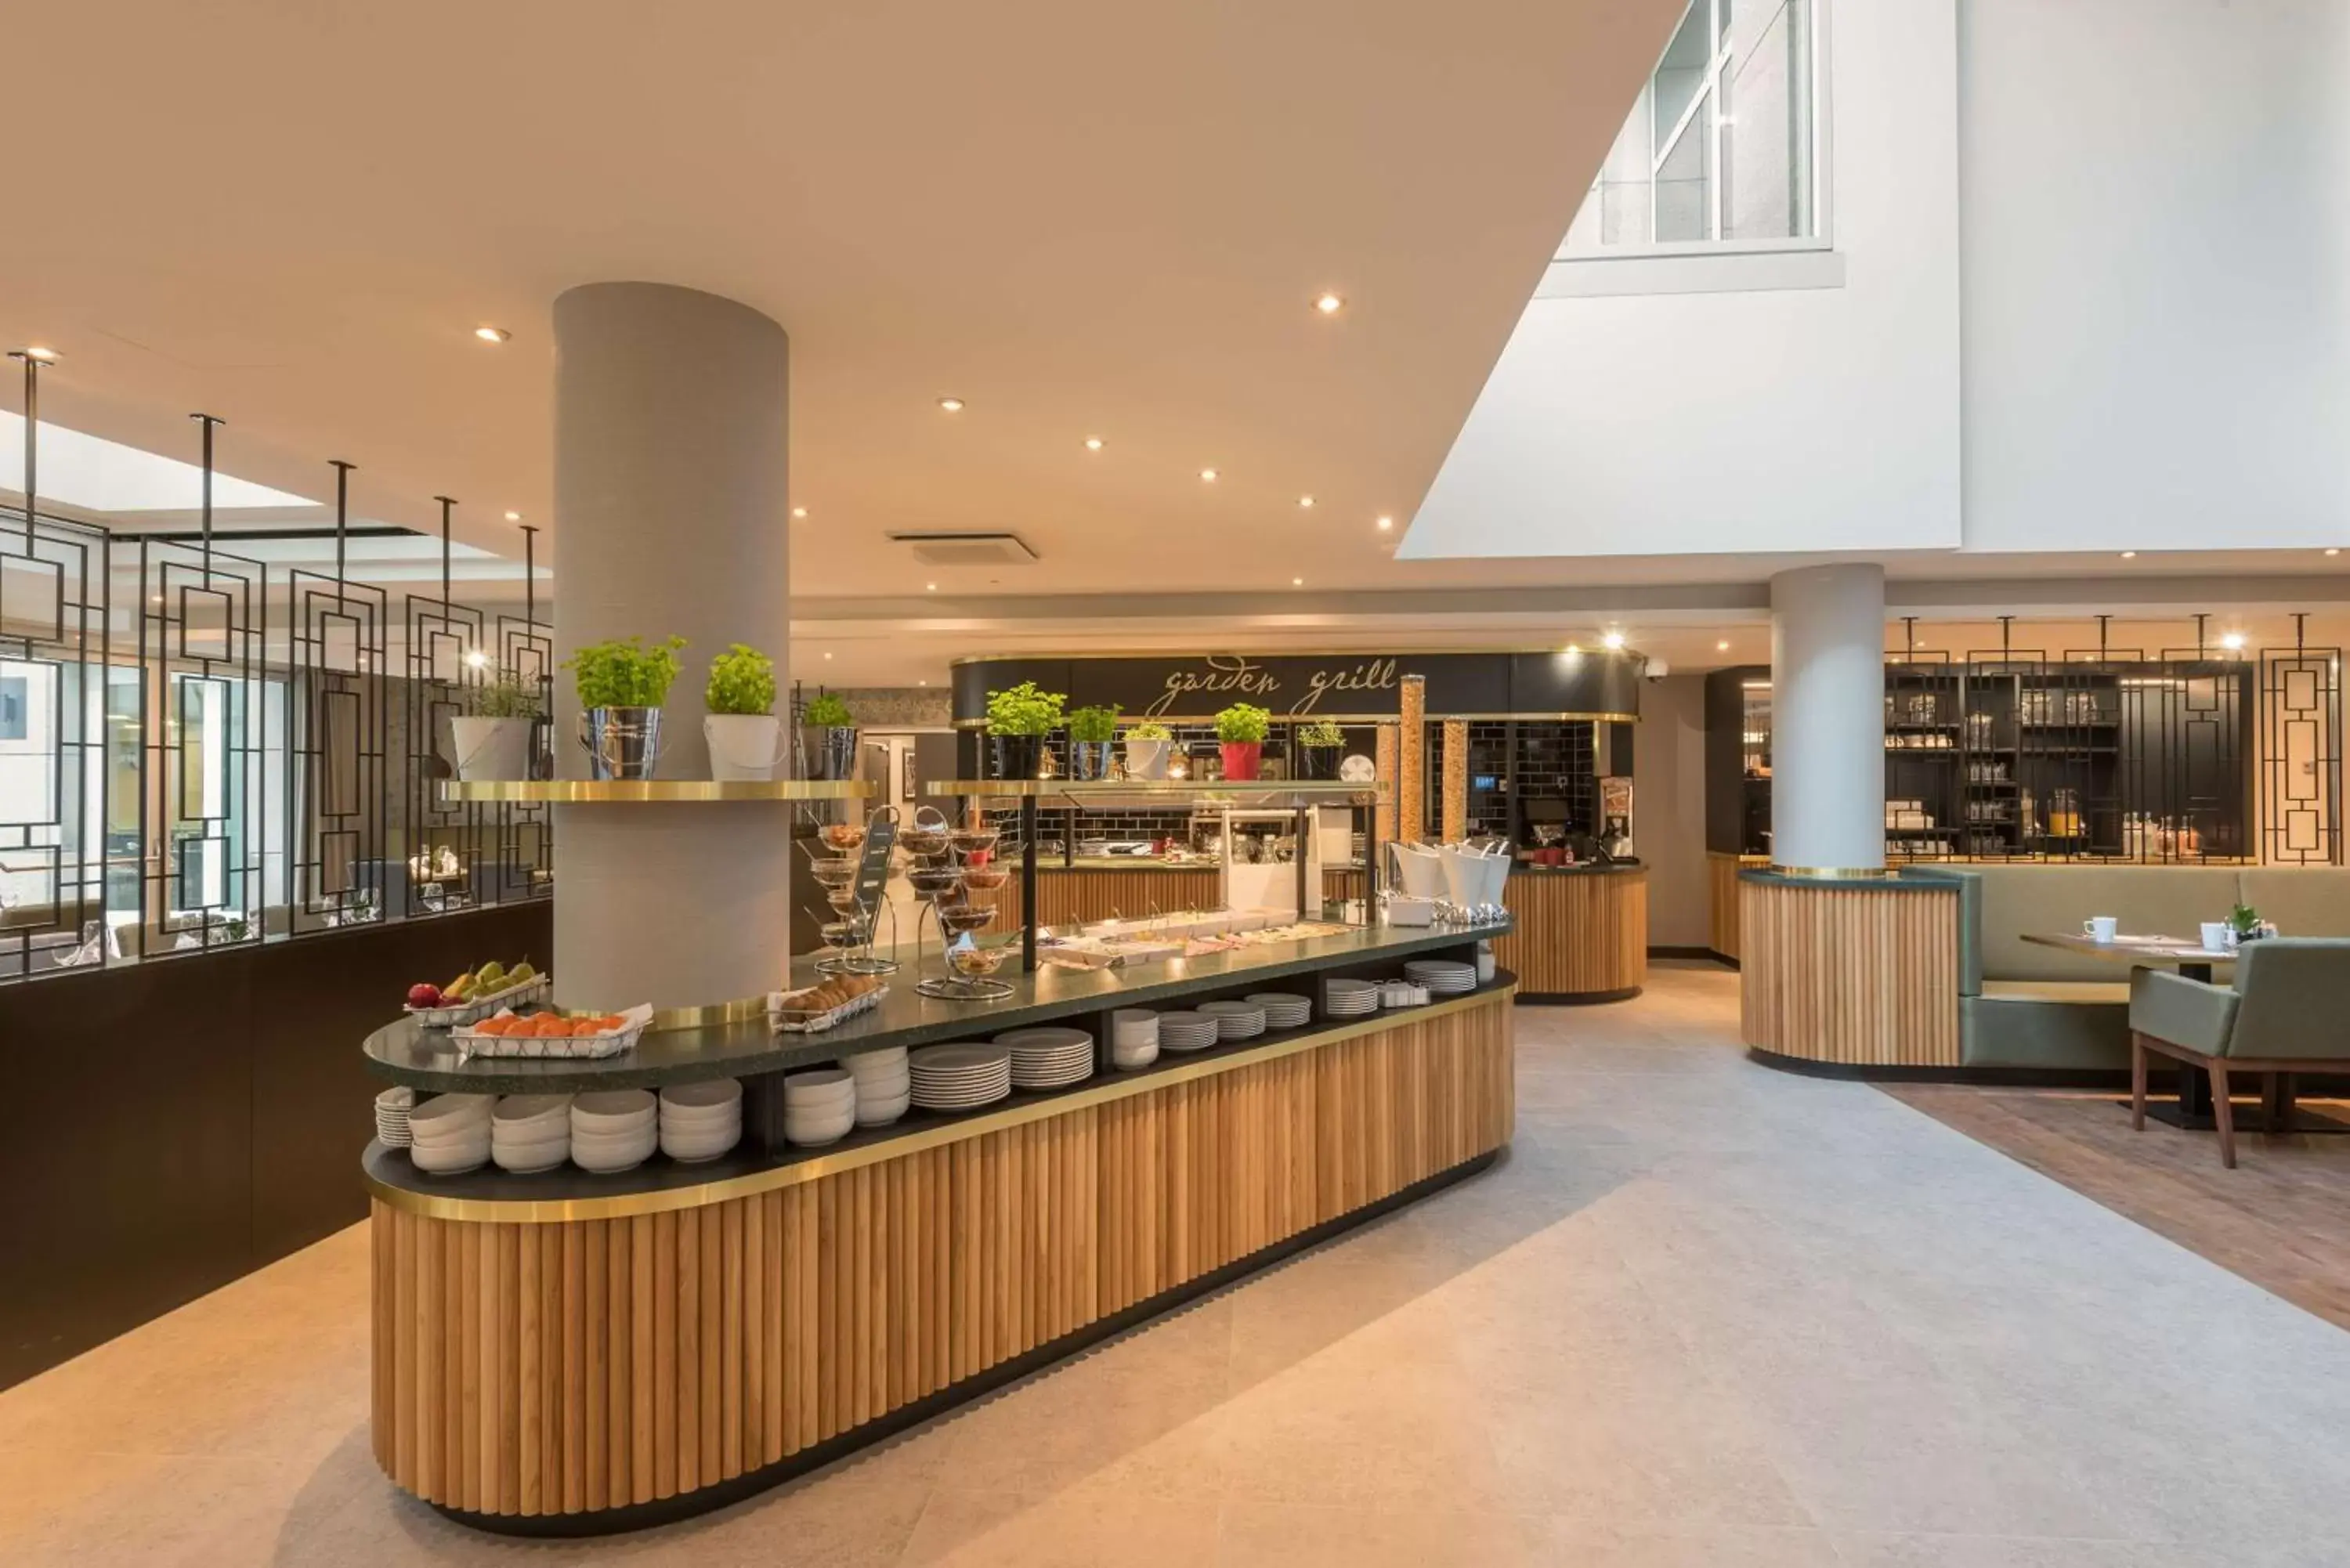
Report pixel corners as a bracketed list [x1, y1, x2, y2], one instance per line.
[799, 692, 859, 782]
[1123, 720, 1173, 781]
[703, 644, 784, 781]
[450, 669, 544, 782]
[566, 635, 685, 780]
[985, 681, 1065, 779]
[1216, 702, 1272, 782]
[1294, 717, 1346, 781]
[1066, 704, 1120, 782]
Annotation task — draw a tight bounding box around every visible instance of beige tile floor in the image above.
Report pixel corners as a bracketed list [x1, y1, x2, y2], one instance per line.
[5, 962, 2349, 1566]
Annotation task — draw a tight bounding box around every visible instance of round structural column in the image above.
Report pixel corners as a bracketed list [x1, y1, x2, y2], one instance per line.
[1770, 563, 1885, 873]
[551, 283, 792, 1010]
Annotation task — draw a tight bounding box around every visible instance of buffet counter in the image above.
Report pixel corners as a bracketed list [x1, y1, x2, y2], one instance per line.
[964, 861, 1370, 930]
[1491, 862, 1647, 1002]
[363, 919, 1515, 1533]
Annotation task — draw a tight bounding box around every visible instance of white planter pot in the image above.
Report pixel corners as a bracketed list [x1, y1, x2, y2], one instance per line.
[449, 717, 536, 782]
[705, 714, 786, 781]
[1123, 738, 1172, 780]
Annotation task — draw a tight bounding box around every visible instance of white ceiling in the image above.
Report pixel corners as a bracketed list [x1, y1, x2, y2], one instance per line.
[4, 0, 1686, 598]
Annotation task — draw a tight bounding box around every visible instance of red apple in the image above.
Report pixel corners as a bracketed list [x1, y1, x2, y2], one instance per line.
[406, 983, 443, 1008]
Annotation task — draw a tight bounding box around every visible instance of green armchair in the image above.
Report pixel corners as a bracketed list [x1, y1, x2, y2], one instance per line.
[2129, 938, 2350, 1167]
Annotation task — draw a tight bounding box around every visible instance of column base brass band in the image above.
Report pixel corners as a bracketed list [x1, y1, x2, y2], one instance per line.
[1767, 864, 1899, 880]
[365, 983, 1517, 1225]
[645, 992, 775, 1032]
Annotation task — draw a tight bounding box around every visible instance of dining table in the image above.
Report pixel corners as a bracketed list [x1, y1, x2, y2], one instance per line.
[2018, 931, 2237, 1125]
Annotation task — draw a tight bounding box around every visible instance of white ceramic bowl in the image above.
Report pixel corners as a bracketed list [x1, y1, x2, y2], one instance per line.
[572, 1137, 655, 1174]
[854, 1093, 911, 1126]
[572, 1089, 657, 1129]
[570, 1127, 656, 1158]
[661, 1122, 742, 1162]
[662, 1078, 742, 1113]
[411, 1136, 491, 1174]
[844, 1049, 909, 1077]
[783, 1066, 852, 1097]
[493, 1135, 570, 1173]
[660, 1097, 746, 1127]
[494, 1093, 572, 1129]
[410, 1093, 494, 1135]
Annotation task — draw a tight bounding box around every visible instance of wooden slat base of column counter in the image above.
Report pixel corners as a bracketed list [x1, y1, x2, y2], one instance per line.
[1740, 876, 1960, 1068]
[370, 990, 1514, 1533]
[1492, 869, 1647, 1000]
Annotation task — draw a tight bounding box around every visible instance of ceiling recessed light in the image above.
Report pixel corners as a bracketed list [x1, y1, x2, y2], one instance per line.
[2329, 548, 2342, 557]
[2120, 550, 2137, 559]
[1298, 495, 1315, 508]
[937, 396, 964, 413]
[1199, 468, 1219, 482]
[1292, 576, 1303, 587]
[822, 651, 833, 660]
[1314, 293, 1344, 315]
[918, 679, 928, 687]
[503, 509, 522, 522]
[1716, 639, 1730, 652]
[474, 326, 510, 343]
[1602, 630, 1626, 650]
[1084, 436, 1104, 451]
[1375, 515, 1394, 531]
[2220, 631, 2246, 651]
[925, 582, 937, 591]
[791, 506, 808, 519]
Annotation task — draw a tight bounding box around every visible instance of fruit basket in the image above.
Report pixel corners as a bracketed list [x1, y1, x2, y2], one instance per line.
[452, 1003, 652, 1061]
[770, 975, 889, 1034]
[403, 971, 551, 1029]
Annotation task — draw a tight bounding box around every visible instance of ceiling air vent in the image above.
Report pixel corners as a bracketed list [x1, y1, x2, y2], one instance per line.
[887, 531, 1039, 568]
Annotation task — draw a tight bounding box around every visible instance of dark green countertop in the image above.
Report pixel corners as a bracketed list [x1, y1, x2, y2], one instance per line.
[363, 916, 1511, 1095]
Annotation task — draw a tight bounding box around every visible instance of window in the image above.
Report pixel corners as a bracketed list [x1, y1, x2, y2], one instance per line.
[1560, 0, 1821, 258]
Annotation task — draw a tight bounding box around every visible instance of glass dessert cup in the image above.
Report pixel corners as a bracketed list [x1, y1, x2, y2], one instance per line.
[809, 857, 859, 890]
[949, 826, 1000, 858]
[908, 865, 965, 898]
[960, 865, 1010, 894]
[918, 931, 1014, 1000]
[819, 822, 867, 853]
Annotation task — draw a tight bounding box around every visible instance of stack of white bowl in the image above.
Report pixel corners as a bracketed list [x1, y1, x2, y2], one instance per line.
[782, 1069, 855, 1147]
[1324, 977, 1380, 1017]
[1246, 992, 1313, 1029]
[994, 1026, 1095, 1089]
[846, 1049, 912, 1127]
[908, 1044, 1013, 1110]
[661, 1078, 744, 1162]
[374, 1086, 416, 1150]
[491, 1093, 573, 1173]
[570, 1090, 657, 1173]
[1110, 1009, 1159, 1070]
[1156, 1010, 1220, 1053]
[408, 1093, 494, 1174]
[1404, 959, 1477, 996]
[1198, 999, 1267, 1042]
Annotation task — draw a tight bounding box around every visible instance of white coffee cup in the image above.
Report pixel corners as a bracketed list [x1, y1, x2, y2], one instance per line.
[2083, 916, 2118, 943]
[2199, 922, 2231, 954]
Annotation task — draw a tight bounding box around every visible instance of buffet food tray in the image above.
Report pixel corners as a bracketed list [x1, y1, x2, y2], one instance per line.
[450, 1003, 650, 1060]
[770, 983, 890, 1033]
[404, 974, 551, 1029]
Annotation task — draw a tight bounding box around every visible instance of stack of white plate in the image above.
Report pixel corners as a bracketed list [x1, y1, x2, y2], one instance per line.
[1109, 1009, 1159, 1071]
[845, 1049, 912, 1127]
[1325, 977, 1380, 1017]
[1477, 940, 1496, 983]
[1157, 1010, 1220, 1053]
[571, 1090, 657, 1173]
[1246, 992, 1312, 1030]
[491, 1093, 573, 1173]
[1405, 959, 1478, 996]
[994, 1026, 1095, 1090]
[408, 1093, 494, 1175]
[780, 1069, 853, 1147]
[661, 1078, 744, 1161]
[1198, 999, 1267, 1042]
[909, 1044, 1013, 1111]
[374, 1086, 416, 1150]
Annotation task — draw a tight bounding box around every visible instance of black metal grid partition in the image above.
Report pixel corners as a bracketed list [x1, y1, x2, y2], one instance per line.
[2259, 621, 2342, 865]
[0, 511, 108, 980]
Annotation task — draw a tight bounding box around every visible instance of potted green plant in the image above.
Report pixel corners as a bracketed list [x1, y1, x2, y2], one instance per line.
[703, 643, 784, 781]
[1216, 702, 1272, 781]
[1293, 717, 1346, 781]
[564, 635, 685, 780]
[1123, 719, 1174, 780]
[450, 669, 544, 782]
[799, 691, 859, 782]
[1065, 704, 1120, 781]
[985, 681, 1066, 779]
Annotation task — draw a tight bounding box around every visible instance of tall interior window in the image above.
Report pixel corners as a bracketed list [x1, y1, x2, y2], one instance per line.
[1560, 0, 1819, 256]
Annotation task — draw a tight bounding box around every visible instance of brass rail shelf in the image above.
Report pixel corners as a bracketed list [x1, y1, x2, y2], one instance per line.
[440, 779, 878, 804]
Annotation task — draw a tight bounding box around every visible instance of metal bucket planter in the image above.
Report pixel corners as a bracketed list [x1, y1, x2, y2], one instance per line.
[989, 734, 1043, 780]
[580, 706, 664, 781]
[1067, 740, 1115, 781]
[801, 724, 860, 781]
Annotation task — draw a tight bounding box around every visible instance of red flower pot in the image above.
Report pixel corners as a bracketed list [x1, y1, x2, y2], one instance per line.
[1220, 741, 1263, 781]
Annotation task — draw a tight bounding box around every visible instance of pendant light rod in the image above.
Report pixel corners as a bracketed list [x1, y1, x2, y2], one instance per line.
[7, 349, 48, 550]
[2195, 612, 2208, 660]
[189, 412, 226, 580]
[434, 496, 456, 609]
[520, 523, 540, 627]
[328, 461, 356, 599]
[2097, 614, 2110, 662]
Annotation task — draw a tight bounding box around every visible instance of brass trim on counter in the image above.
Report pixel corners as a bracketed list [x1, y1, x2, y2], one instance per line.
[439, 779, 878, 804]
[947, 712, 1638, 728]
[645, 992, 776, 1032]
[920, 779, 1384, 801]
[364, 984, 1516, 1225]
[1766, 864, 1901, 880]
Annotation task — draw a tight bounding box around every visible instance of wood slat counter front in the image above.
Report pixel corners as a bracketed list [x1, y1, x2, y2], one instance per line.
[1739, 869, 1961, 1068]
[364, 930, 1516, 1534]
[965, 862, 1370, 930]
[1491, 864, 1647, 1001]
